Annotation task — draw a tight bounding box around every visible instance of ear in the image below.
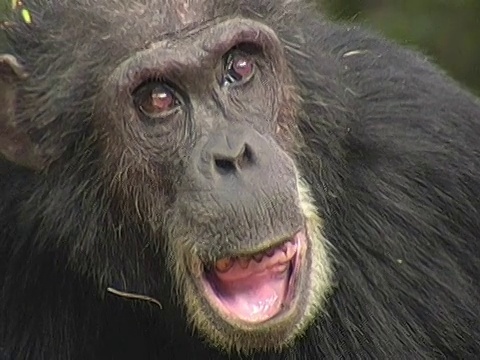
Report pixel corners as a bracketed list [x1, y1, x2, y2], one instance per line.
[0, 54, 44, 170]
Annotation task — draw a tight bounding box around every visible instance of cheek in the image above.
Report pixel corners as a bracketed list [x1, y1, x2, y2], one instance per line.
[273, 74, 302, 146]
[226, 76, 279, 133]
[98, 106, 182, 165]
[99, 138, 173, 224]
[229, 88, 270, 113]
[250, 73, 278, 110]
[96, 122, 186, 220]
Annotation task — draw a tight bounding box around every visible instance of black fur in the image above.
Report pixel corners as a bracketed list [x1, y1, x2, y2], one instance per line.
[1, 0, 480, 359]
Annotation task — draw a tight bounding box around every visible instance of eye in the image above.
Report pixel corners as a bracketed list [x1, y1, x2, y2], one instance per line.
[133, 82, 181, 119]
[222, 51, 256, 87]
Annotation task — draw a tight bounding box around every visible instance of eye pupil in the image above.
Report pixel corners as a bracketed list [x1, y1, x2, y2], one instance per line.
[134, 82, 180, 119]
[223, 52, 255, 86]
[232, 58, 253, 78]
[151, 89, 174, 110]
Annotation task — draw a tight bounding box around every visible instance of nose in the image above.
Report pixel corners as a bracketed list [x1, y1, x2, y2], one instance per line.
[211, 137, 254, 175]
[201, 127, 258, 176]
[185, 126, 296, 194]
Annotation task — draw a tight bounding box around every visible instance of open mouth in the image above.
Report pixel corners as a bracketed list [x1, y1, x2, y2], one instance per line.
[200, 231, 306, 324]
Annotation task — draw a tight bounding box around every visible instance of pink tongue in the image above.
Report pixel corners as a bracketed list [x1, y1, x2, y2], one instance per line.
[213, 263, 290, 323]
[208, 241, 297, 323]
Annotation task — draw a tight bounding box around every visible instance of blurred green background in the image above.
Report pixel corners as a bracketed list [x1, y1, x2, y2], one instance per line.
[1, 0, 480, 93]
[321, 0, 480, 94]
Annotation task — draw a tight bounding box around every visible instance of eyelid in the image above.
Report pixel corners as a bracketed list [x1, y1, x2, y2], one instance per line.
[128, 69, 176, 96]
[203, 19, 283, 62]
[132, 78, 185, 105]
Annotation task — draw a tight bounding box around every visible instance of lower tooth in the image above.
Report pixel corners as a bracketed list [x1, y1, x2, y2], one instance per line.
[215, 258, 233, 272]
[276, 263, 288, 273]
[254, 254, 263, 262]
[238, 257, 250, 269]
[286, 245, 297, 259]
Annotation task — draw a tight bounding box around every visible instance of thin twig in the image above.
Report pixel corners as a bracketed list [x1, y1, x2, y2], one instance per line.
[106, 287, 163, 309]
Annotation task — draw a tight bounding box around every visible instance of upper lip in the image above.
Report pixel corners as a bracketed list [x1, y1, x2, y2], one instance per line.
[200, 228, 304, 265]
[212, 241, 297, 279]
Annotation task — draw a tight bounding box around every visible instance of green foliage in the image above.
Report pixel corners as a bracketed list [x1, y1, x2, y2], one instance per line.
[322, 0, 480, 93]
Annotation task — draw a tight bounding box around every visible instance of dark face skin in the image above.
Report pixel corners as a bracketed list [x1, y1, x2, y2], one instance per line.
[101, 18, 300, 231]
[0, 0, 330, 354]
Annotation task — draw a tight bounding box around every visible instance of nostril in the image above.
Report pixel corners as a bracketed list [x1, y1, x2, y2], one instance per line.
[214, 158, 237, 174]
[242, 144, 253, 164]
[212, 144, 255, 175]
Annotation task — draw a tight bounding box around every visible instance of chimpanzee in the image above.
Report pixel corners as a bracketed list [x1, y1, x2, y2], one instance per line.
[1, 0, 479, 359]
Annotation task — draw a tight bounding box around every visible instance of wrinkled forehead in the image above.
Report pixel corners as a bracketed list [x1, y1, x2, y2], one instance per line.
[172, 0, 213, 26]
[88, 0, 233, 32]
[133, 0, 220, 28]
